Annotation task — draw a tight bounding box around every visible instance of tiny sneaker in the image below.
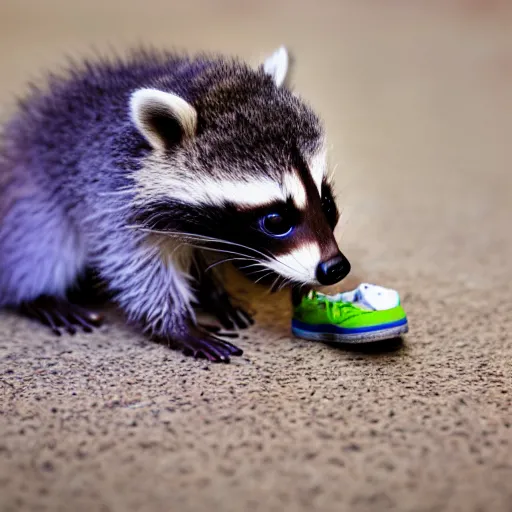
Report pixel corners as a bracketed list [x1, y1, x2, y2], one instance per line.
[292, 283, 408, 343]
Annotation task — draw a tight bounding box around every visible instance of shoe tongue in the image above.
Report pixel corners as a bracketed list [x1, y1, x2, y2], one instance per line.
[354, 284, 400, 311]
[310, 285, 400, 311]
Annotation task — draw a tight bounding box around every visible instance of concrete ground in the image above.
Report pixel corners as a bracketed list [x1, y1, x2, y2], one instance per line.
[1, 1, 511, 511]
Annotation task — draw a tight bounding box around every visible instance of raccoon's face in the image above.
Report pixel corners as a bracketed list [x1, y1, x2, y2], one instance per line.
[130, 47, 350, 287]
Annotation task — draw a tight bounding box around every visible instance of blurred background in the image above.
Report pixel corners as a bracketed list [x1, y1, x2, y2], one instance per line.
[1, 1, 511, 512]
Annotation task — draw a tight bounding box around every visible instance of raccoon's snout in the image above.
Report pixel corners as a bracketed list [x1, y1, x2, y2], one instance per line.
[316, 252, 351, 286]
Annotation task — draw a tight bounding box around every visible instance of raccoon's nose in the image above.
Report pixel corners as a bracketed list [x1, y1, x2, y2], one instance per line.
[316, 253, 351, 286]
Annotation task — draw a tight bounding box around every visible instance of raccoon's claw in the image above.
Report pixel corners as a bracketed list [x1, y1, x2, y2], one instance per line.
[204, 291, 254, 331]
[225, 304, 254, 331]
[20, 295, 103, 336]
[180, 325, 243, 363]
[201, 324, 240, 338]
[216, 305, 253, 331]
[193, 258, 254, 331]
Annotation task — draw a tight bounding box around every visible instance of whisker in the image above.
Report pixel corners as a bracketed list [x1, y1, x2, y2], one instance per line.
[266, 274, 282, 295]
[238, 262, 265, 271]
[129, 226, 306, 280]
[278, 277, 293, 292]
[254, 271, 274, 284]
[204, 257, 253, 273]
[198, 246, 262, 261]
[288, 251, 309, 274]
[133, 227, 272, 262]
[172, 239, 262, 262]
[246, 269, 269, 278]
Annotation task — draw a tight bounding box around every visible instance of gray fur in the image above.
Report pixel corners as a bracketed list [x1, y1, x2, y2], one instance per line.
[0, 47, 331, 345]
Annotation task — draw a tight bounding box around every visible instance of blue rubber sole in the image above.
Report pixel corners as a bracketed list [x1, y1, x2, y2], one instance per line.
[291, 317, 408, 343]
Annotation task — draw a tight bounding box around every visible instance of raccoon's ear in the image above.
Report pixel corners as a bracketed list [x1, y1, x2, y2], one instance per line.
[130, 88, 197, 150]
[261, 46, 290, 87]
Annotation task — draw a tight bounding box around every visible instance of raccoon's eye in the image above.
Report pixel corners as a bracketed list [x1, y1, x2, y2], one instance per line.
[259, 213, 294, 238]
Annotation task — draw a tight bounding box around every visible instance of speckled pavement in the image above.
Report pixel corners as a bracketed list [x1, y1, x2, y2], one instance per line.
[1, 1, 511, 511]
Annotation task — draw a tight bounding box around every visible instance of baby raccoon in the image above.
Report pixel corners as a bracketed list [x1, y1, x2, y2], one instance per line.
[0, 46, 350, 362]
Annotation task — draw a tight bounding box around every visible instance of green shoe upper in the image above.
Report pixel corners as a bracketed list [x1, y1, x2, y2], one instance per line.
[293, 290, 407, 331]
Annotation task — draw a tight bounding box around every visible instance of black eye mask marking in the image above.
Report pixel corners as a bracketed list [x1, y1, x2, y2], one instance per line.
[289, 146, 340, 232]
[321, 181, 339, 230]
[131, 198, 303, 255]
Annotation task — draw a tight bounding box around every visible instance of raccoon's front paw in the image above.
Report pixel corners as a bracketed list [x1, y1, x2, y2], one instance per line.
[177, 324, 244, 363]
[20, 295, 103, 335]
